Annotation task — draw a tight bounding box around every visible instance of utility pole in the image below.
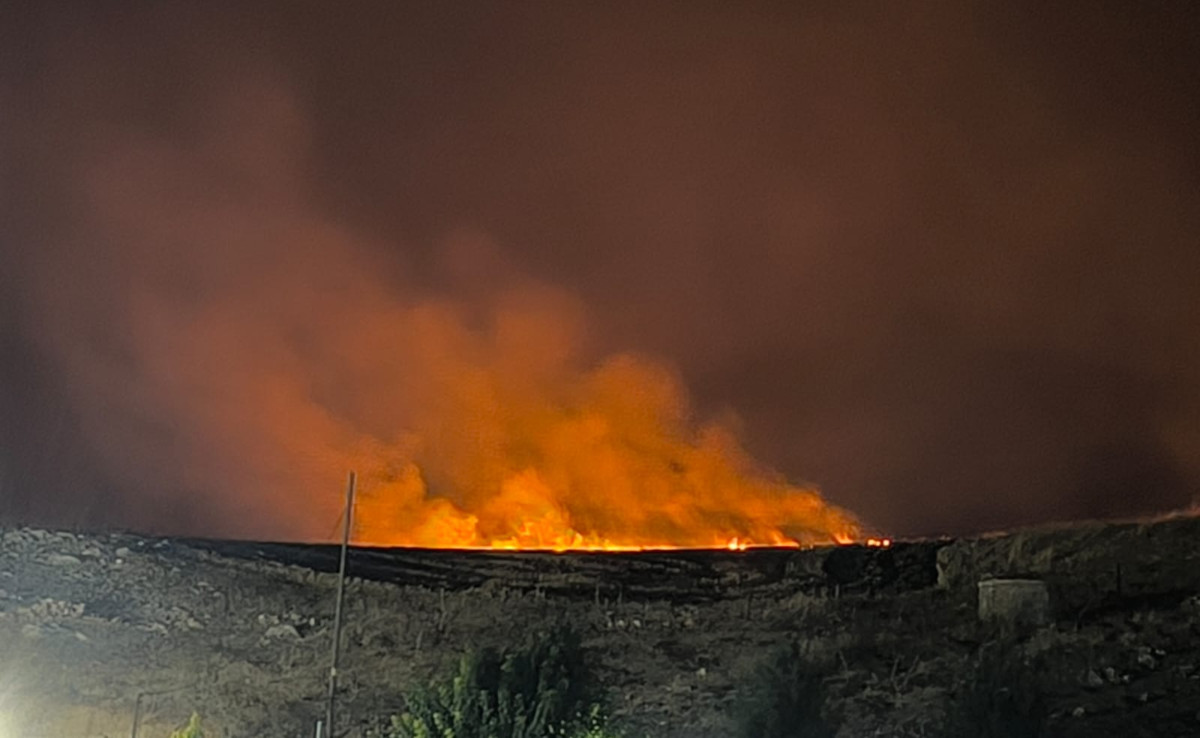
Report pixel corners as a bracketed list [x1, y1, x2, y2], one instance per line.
[325, 471, 357, 737]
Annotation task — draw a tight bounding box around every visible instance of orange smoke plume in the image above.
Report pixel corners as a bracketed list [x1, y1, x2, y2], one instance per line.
[112, 265, 860, 549]
[317, 272, 861, 551]
[350, 350, 861, 550]
[38, 84, 861, 549]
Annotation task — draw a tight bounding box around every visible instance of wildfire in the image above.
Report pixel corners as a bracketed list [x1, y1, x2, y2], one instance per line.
[350, 459, 864, 551]
[69, 161, 866, 549]
[345, 351, 865, 552]
[337, 326, 865, 553]
[351, 486, 868, 550]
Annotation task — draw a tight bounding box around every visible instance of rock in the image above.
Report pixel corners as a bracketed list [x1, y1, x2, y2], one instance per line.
[161, 606, 199, 630]
[115, 547, 131, 558]
[44, 554, 82, 567]
[977, 578, 1049, 627]
[265, 623, 301, 640]
[1072, 707, 1086, 718]
[25, 599, 85, 619]
[1085, 669, 1104, 688]
[1137, 647, 1158, 670]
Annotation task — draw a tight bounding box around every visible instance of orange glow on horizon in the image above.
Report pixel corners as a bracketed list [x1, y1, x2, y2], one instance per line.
[347, 442, 867, 552]
[232, 278, 870, 552]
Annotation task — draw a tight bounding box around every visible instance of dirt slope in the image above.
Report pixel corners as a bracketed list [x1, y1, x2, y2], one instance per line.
[1, 517, 1198, 737]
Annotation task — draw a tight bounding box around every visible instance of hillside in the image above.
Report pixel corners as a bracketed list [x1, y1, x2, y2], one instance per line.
[1, 516, 1199, 737]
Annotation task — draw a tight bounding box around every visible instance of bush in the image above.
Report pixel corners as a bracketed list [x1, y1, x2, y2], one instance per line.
[949, 640, 1047, 738]
[169, 713, 205, 738]
[735, 641, 836, 738]
[385, 626, 618, 738]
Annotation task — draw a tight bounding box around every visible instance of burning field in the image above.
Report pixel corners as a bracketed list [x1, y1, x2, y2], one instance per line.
[340, 330, 864, 552]
[349, 391, 864, 552]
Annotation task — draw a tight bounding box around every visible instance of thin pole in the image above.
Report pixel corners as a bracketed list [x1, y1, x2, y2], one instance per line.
[325, 471, 356, 737]
[130, 692, 144, 738]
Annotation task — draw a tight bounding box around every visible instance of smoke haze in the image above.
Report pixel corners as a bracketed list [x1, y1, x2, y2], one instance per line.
[2, 1, 1199, 538]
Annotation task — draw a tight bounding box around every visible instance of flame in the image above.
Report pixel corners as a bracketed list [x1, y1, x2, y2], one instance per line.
[347, 352, 863, 551]
[353, 464, 859, 551]
[351, 457, 863, 550]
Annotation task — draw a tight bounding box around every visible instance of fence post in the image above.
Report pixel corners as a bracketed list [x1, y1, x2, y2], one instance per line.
[324, 471, 357, 737]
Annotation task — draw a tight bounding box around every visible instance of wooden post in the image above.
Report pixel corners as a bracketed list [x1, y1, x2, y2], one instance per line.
[325, 471, 356, 737]
[130, 692, 144, 738]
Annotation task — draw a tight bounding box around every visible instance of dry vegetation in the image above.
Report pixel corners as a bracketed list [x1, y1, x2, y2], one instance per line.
[1, 517, 1198, 737]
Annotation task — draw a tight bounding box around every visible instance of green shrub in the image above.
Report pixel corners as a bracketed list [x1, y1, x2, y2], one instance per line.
[735, 642, 836, 738]
[385, 626, 618, 738]
[949, 641, 1047, 738]
[169, 713, 205, 738]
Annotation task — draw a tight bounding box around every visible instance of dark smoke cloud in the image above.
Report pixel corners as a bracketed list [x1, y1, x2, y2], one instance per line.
[2, 1, 1198, 537]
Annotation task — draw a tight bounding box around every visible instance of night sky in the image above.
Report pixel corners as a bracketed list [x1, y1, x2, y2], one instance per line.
[2, 1, 1199, 539]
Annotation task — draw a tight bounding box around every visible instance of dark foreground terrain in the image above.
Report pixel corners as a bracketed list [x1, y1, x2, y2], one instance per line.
[1, 516, 1199, 737]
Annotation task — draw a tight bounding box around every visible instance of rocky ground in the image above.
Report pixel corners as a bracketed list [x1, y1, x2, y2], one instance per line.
[1, 516, 1198, 737]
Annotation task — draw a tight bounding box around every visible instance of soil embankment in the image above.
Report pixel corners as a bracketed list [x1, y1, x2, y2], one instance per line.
[1, 517, 1198, 737]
